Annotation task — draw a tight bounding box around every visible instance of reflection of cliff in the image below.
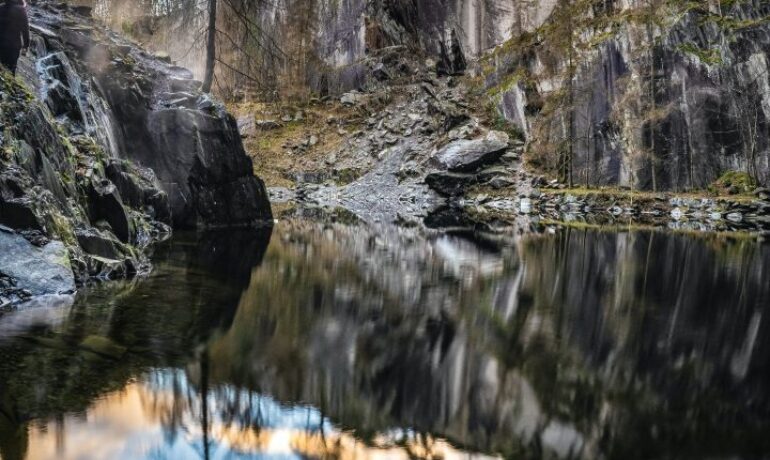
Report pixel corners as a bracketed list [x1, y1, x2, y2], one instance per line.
[0, 229, 272, 460]
[517, 230, 770, 458]
[208, 221, 770, 459]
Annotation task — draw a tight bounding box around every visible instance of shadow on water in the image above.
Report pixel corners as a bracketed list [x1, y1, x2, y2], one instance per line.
[0, 220, 769, 459]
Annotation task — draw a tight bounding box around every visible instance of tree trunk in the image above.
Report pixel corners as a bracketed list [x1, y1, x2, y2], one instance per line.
[201, 0, 217, 93]
[647, 1, 657, 192]
[566, 12, 575, 188]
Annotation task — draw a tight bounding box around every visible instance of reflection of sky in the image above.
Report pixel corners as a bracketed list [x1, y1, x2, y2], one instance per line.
[27, 369, 497, 460]
[146, 369, 333, 432]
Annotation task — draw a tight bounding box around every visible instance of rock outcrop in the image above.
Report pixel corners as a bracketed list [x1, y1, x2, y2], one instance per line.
[112, 0, 555, 97]
[0, 1, 272, 301]
[28, 3, 272, 228]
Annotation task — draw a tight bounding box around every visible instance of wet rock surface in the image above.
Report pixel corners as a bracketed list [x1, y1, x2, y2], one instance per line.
[0, 226, 74, 298]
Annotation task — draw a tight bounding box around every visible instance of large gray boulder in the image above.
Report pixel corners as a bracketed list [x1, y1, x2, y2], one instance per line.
[435, 131, 510, 172]
[0, 226, 75, 297]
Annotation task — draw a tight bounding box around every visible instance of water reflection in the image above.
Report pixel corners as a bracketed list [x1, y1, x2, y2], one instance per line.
[1, 220, 769, 459]
[23, 369, 490, 460]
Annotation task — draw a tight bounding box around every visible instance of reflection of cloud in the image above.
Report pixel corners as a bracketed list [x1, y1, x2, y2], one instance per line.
[26, 370, 498, 460]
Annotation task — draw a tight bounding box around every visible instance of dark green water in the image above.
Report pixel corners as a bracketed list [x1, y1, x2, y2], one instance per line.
[0, 218, 769, 459]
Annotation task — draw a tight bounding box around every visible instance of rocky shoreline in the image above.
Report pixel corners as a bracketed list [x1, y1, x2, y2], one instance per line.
[463, 187, 770, 237]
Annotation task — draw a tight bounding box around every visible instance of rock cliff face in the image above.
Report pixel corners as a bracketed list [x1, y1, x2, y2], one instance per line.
[187, 0, 769, 192]
[102, 0, 769, 191]
[239, 0, 556, 94]
[31, 4, 272, 228]
[369, 0, 770, 190]
[0, 1, 271, 301]
[485, 0, 770, 190]
[116, 0, 553, 97]
[216, 0, 769, 191]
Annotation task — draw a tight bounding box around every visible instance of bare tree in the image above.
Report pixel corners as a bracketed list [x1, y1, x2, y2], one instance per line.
[201, 0, 217, 92]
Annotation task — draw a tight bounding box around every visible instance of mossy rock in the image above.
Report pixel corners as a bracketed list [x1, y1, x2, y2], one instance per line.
[79, 335, 127, 359]
[710, 171, 756, 195]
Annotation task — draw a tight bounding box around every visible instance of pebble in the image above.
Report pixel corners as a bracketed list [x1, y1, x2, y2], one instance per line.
[519, 198, 532, 213]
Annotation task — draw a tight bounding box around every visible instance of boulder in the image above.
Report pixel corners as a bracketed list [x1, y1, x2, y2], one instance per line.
[140, 109, 271, 227]
[0, 196, 41, 231]
[237, 115, 257, 138]
[0, 226, 75, 296]
[83, 254, 136, 279]
[75, 227, 127, 260]
[373, 63, 390, 81]
[256, 119, 282, 130]
[86, 178, 134, 243]
[487, 176, 516, 189]
[435, 131, 510, 172]
[341, 91, 364, 106]
[106, 160, 172, 224]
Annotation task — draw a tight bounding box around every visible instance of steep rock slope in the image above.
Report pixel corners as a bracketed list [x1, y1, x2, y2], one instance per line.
[26, 3, 272, 228]
[0, 1, 272, 301]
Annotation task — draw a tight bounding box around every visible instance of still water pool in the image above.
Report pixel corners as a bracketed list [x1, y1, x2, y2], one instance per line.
[0, 217, 769, 459]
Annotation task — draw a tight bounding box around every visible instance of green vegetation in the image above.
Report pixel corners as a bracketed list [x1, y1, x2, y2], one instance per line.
[0, 72, 35, 162]
[677, 42, 723, 65]
[709, 170, 757, 195]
